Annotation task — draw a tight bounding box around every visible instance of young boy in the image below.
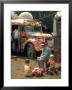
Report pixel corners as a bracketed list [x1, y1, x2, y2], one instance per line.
[24, 60, 33, 77]
[47, 54, 58, 75]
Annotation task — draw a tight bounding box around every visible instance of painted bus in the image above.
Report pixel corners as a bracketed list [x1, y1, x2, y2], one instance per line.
[11, 18, 54, 59]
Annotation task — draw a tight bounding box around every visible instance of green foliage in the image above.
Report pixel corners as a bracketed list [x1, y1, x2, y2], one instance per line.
[33, 25, 41, 30]
[14, 11, 57, 32]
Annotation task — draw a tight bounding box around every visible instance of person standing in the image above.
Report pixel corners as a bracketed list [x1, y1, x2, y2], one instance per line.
[13, 27, 20, 53]
[37, 40, 51, 72]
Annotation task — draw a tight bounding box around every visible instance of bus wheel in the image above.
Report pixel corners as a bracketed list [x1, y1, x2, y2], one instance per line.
[27, 43, 36, 59]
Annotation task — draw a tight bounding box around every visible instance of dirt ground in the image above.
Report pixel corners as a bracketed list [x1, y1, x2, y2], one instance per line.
[11, 56, 61, 79]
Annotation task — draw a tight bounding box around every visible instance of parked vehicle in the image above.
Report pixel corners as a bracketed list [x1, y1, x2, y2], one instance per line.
[11, 18, 53, 59]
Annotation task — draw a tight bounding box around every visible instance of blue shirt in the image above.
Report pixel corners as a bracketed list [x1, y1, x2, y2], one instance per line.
[41, 44, 51, 59]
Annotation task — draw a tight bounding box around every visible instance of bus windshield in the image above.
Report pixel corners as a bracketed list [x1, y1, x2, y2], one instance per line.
[24, 25, 42, 33]
[24, 26, 33, 32]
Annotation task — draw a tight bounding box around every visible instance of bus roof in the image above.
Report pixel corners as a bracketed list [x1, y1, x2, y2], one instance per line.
[11, 19, 41, 26]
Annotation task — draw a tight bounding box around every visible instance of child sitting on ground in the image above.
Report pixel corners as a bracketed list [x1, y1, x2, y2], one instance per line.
[47, 54, 58, 75]
[24, 60, 44, 77]
[24, 60, 33, 77]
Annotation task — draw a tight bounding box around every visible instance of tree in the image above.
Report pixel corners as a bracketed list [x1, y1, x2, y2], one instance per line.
[11, 11, 18, 19]
[14, 11, 57, 32]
